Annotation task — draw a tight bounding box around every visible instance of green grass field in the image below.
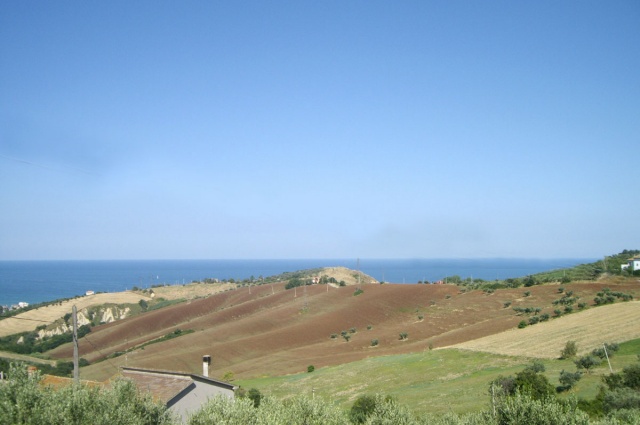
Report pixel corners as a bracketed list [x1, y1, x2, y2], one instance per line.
[237, 338, 640, 416]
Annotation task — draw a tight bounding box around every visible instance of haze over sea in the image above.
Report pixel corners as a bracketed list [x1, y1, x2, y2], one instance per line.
[0, 258, 594, 306]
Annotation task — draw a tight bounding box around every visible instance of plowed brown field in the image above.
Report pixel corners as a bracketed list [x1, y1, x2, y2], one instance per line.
[48, 280, 639, 383]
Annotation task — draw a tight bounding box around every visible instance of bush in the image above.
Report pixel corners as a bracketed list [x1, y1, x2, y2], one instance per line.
[399, 332, 408, 340]
[602, 387, 640, 414]
[247, 388, 262, 407]
[517, 321, 527, 329]
[349, 394, 377, 424]
[191, 394, 347, 425]
[574, 355, 601, 373]
[371, 339, 379, 347]
[622, 363, 640, 391]
[491, 362, 554, 402]
[557, 370, 582, 392]
[560, 340, 578, 359]
[307, 365, 315, 373]
[494, 393, 589, 425]
[0, 363, 173, 425]
[592, 342, 620, 360]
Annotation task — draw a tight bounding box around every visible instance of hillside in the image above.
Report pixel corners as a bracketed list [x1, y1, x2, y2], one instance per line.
[451, 300, 640, 358]
[51, 276, 639, 383]
[0, 292, 152, 338]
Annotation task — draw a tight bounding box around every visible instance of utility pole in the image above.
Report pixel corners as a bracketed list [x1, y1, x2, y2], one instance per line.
[603, 343, 613, 373]
[72, 305, 79, 383]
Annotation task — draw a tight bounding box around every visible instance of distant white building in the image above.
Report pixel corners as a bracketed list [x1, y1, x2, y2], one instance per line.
[621, 257, 640, 272]
[17, 302, 29, 308]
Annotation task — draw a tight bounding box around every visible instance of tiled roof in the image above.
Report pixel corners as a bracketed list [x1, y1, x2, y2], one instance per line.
[119, 366, 236, 405]
[121, 368, 194, 404]
[40, 374, 103, 389]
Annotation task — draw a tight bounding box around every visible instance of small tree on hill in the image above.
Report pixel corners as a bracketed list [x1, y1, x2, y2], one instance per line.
[557, 370, 582, 392]
[560, 340, 578, 359]
[575, 355, 601, 374]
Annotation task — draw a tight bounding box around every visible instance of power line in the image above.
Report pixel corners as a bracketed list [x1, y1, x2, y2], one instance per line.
[81, 335, 121, 374]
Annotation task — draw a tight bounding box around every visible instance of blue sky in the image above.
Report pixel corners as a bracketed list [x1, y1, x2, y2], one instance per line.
[1, 1, 638, 260]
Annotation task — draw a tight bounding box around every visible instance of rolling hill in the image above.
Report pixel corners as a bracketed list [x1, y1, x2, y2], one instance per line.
[48, 276, 639, 384]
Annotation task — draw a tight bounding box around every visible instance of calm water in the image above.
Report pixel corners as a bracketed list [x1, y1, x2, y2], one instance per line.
[0, 258, 592, 306]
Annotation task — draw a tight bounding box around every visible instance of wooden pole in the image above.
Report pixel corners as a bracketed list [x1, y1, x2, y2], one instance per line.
[72, 305, 79, 383]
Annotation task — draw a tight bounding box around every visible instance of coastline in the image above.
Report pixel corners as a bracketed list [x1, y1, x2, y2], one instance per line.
[0, 258, 594, 306]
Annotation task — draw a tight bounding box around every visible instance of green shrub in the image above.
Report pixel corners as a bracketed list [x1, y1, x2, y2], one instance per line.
[560, 341, 578, 359]
[0, 363, 173, 425]
[247, 388, 262, 408]
[349, 394, 377, 424]
[494, 393, 589, 425]
[574, 355, 601, 373]
[557, 370, 582, 392]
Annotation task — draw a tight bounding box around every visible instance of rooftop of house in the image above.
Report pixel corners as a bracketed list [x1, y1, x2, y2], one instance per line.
[120, 366, 236, 404]
[39, 374, 103, 389]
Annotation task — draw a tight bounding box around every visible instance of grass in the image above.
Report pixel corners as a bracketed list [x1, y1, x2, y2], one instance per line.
[237, 338, 640, 416]
[238, 348, 526, 415]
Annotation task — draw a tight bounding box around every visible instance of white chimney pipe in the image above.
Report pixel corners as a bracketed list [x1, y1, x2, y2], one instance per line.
[202, 355, 211, 377]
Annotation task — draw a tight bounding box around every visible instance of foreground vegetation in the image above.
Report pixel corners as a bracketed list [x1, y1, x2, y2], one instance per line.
[2, 360, 639, 425]
[237, 338, 640, 415]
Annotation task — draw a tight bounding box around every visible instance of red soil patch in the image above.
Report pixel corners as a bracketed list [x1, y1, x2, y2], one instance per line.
[55, 280, 639, 382]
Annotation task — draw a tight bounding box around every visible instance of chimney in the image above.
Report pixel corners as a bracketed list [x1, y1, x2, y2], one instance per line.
[202, 355, 211, 377]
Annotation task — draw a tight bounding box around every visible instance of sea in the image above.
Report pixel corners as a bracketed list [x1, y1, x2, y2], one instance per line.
[0, 258, 594, 307]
